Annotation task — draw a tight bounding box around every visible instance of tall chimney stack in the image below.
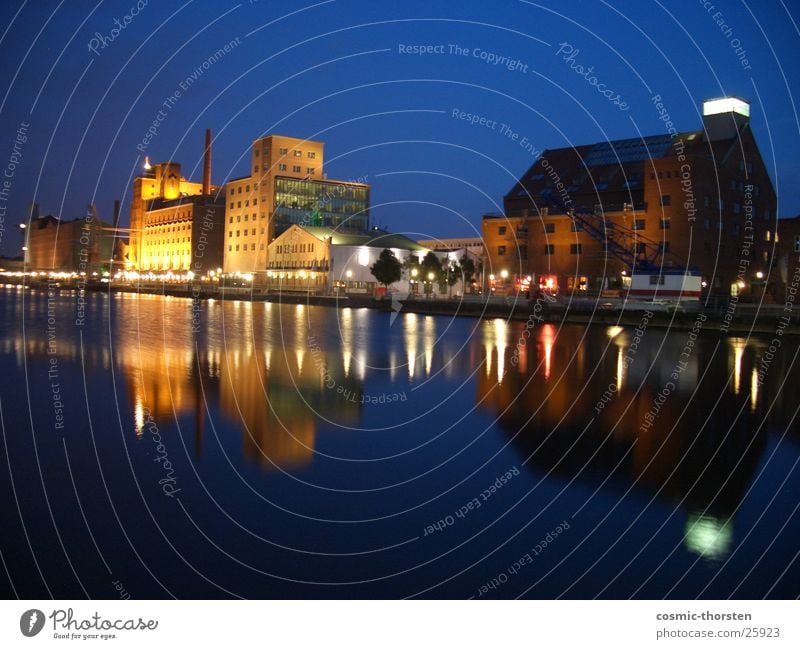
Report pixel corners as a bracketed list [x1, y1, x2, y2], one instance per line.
[112, 199, 121, 229]
[203, 128, 212, 195]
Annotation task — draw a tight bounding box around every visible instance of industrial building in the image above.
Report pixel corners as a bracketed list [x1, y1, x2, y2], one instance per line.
[482, 97, 778, 299]
[128, 129, 225, 274]
[223, 135, 370, 275]
[264, 224, 431, 295]
[23, 204, 118, 273]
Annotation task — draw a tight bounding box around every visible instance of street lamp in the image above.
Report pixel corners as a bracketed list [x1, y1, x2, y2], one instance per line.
[500, 269, 509, 279]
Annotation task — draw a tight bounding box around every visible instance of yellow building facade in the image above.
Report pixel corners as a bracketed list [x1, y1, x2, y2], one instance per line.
[224, 135, 325, 273]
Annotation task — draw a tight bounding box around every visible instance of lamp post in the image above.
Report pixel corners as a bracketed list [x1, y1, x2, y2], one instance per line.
[19, 223, 28, 263]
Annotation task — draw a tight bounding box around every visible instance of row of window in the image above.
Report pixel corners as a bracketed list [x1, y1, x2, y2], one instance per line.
[229, 199, 259, 209]
[144, 222, 192, 232]
[497, 242, 671, 255]
[273, 164, 315, 174]
[229, 214, 262, 224]
[229, 228, 264, 238]
[276, 243, 316, 254]
[254, 147, 317, 159]
[649, 170, 680, 181]
[267, 259, 328, 269]
[523, 218, 671, 234]
[228, 243, 265, 252]
[257, 148, 316, 158]
[146, 239, 190, 245]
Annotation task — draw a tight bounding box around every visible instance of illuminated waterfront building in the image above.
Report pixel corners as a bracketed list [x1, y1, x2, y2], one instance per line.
[265, 224, 436, 295]
[24, 207, 117, 273]
[223, 134, 369, 274]
[129, 130, 225, 273]
[483, 97, 778, 298]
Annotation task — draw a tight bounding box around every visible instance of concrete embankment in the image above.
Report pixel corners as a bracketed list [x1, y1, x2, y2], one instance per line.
[5, 277, 799, 336]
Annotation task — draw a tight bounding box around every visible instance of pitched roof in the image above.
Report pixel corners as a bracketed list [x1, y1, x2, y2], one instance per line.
[507, 131, 707, 201]
[298, 226, 428, 251]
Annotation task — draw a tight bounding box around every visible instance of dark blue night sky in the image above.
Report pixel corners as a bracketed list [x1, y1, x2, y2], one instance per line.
[1, 0, 798, 248]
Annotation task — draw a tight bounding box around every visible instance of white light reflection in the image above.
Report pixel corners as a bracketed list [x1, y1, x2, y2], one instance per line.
[684, 512, 732, 562]
[405, 313, 418, 379]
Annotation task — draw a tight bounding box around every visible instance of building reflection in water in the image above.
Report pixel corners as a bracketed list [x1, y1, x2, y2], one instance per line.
[112, 296, 363, 471]
[9, 288, 799, 560]
[476, 320, 800, 563]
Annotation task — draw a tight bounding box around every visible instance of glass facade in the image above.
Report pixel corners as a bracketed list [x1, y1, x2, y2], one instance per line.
[273, 177, 369, 235]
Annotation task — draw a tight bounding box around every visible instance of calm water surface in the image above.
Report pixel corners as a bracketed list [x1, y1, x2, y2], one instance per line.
[1, 286, 799, 598]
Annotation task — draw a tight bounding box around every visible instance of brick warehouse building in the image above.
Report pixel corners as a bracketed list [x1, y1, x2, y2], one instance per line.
[482, 97, 778, 299]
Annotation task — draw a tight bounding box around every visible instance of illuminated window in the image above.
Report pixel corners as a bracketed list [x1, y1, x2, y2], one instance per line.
[294, 150, 302, 157]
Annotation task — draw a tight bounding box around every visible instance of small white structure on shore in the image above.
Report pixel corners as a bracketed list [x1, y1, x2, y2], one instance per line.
[266, 225, 460, 296]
